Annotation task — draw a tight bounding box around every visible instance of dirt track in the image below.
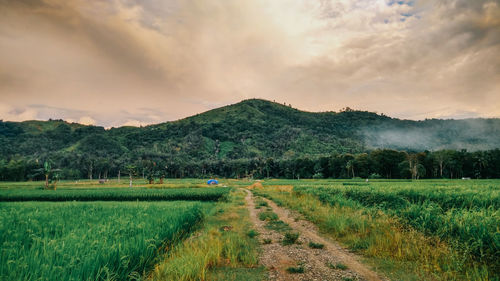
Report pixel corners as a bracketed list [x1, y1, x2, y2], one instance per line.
[243, 188, 386, 281]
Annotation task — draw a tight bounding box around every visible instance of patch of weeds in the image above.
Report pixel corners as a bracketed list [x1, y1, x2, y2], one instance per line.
[247, 229, 259, 238]
[342, 277, 357, 281]
[262, 238, 272, 244]
[286, 266, 304, 274]
[328, 262, 348, 270]
[265, 220, 292, 232]
[255, 198, 268, 209]
[282, 231, 300, 245]
[258, 211, 278, 221]
[308, 241, 324, 249]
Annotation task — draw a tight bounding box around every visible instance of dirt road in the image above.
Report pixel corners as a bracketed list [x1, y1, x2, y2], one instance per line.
[243, 188, 386, 281]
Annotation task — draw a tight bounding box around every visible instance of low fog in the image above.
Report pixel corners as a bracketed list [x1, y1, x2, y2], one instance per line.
[363, 118, 500, 151]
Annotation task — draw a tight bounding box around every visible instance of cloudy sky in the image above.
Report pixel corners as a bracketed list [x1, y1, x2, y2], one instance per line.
[0, 0, 499, 127]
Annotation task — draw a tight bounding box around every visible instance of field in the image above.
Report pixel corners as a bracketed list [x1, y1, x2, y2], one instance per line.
[0, 201, 205, 281]
[1, 179, 499, 281]
[253, 179, 500, 280]
[0, 182, 245, 281]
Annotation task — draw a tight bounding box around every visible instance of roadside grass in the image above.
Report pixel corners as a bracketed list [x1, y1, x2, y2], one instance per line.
[254, 188, 494, 281]
[149, 189, 265, 281]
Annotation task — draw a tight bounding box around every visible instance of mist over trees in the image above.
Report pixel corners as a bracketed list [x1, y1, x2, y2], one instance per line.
[1, 99, 499, 181]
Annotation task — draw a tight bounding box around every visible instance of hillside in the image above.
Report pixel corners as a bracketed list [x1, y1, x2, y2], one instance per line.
[1, 99, 500, 162]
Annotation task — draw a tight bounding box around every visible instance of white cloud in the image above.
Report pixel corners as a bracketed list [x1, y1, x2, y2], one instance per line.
[78, 116, 96, 125]
[0, 103, 38, 121]
[121, 119, 147, 127]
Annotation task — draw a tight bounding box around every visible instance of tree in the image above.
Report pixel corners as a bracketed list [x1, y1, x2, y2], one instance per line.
[125, 165, 137, 188]
[346, 160, 355, 178]
[33, 161, 61, 190]
[433, 150, 452, 178]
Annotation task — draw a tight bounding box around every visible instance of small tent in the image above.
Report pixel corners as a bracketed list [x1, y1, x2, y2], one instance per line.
[207, 179, 219, 185]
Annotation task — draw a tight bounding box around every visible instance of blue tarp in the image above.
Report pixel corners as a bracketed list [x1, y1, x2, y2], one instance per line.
[207, 179, 219, 185]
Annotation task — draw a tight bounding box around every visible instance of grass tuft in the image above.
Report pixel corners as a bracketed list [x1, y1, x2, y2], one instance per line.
[258, 211, 278, 221]
[286, 266, 305, 274]
[282, 231, 300, 245]
[308, 241, 324, 249]
[328, 262, 348, 270]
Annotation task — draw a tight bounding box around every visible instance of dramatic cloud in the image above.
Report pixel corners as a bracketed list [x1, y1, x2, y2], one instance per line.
[0, 0, 499, 126]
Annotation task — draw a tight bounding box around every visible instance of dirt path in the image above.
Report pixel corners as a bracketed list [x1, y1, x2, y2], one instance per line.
[243, 188, 386, 281]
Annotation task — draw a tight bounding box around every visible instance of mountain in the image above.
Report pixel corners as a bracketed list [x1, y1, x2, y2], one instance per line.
[1, 99, 500, 162]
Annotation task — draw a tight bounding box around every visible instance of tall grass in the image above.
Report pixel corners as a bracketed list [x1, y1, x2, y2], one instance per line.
[0, 201, 206, 281]
[150, 189, 262, 281]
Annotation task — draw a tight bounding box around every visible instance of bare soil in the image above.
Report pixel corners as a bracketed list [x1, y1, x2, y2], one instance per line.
[243, 189, 387, 281]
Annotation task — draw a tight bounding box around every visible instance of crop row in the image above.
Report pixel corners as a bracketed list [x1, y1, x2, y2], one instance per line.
[0, 201, 207, 281]
[294, 185, 500, 270]
[0, 187, 229, 202]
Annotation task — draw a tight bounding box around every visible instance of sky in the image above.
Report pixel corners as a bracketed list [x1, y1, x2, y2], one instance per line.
[0, 0, 499, 127]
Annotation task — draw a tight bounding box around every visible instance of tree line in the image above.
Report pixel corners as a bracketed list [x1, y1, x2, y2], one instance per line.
[1, 149, 499, 182]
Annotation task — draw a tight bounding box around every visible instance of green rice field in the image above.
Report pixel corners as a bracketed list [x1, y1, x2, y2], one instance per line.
[254, 179, 500, 280]
[0, 184, 231, 281]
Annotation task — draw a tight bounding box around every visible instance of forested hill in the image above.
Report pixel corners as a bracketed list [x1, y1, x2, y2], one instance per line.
[1, 99, 500, 162]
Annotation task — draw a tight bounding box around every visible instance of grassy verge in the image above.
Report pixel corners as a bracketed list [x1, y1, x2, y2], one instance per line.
[254, 188, 495, 281]
[149, 189, 266, 281]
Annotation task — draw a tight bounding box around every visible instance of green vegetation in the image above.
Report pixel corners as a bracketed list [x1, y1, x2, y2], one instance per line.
[282, 232, 300, 246]
[308, 241, 325, 249]
[255, 180, 500, 281]
[286, 266, 305, 274]
[0, 187, 229, 202]
[264, 220, 292, 232]
[258, 210, 279, 221]
[150, 189, 264, 281]
[328, 262, 348, 270]
[0, 201, 205, 281]
[293, 183, 500, 269]
[254, 198, 268, 208]
[247, 229, 259, 238]
[2, 99, 500, 181]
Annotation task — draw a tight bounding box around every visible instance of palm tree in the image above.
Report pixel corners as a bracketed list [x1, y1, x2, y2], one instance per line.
[34, 161, 61, 190]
